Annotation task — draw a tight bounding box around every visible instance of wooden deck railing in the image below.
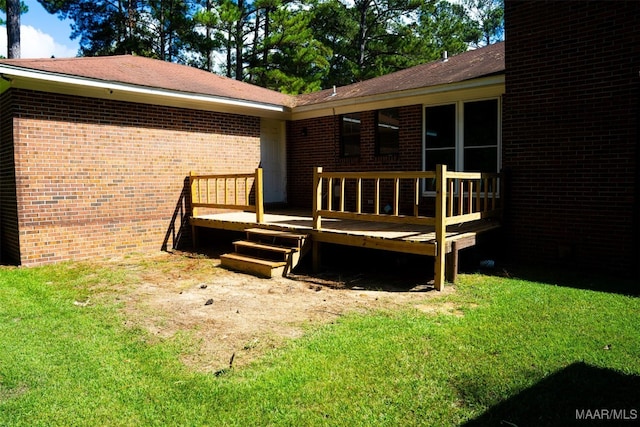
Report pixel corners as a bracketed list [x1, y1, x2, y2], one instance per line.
[312, 167, 437, 228]
[312, 165, 501, 228]
[190, 168, 264, 223]
[313, 164, 503, 290]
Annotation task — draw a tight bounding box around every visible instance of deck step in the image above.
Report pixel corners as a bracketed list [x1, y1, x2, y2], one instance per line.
[220, 253, 287, 278]
[245, 228, 308, 249]
[220, 228, 311, 278]
[244, 228, 308, 240]
[233, 240, 297, 255]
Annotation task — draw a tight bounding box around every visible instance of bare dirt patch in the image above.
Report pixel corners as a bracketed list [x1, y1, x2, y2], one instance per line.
[94, 251, 455, 373]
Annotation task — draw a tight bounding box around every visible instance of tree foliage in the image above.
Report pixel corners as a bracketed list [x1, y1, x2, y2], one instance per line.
[34, 0, 504, 93]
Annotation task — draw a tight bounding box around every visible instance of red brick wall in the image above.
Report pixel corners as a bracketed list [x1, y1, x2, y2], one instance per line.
[287, 105, 423, 209]
[503, 1, 639, 275]
[5, 89, 261, 265]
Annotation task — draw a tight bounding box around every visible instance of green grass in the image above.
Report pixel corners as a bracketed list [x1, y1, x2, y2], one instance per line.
[1, 261, 638, 426]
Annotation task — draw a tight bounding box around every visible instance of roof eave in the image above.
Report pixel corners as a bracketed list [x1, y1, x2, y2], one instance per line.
[0, 64, 292, 119]
[290, 74, 505, 120]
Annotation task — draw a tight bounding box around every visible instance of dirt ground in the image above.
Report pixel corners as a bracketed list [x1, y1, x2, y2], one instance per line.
[96, 249, 455, 373]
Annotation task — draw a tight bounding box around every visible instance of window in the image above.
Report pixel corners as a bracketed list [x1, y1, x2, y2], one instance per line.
[463, 100, 498, 172]
[424, 104, 456, 171]
[423, 99, 500, 192]
[376, 108, 400, 155]
[340, 113, 361, 157]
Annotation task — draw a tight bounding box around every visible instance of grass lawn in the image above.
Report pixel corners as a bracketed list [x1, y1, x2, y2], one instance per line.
[0, 259, 638, 426]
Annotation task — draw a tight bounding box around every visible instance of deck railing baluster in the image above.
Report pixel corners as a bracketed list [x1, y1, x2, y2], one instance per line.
[448, 179, 454, 217]
[244, 177, 248, 205]
[356, 178, 362, 214]
[340, 178, 346, 212]
[414, 178, 420, 217]
[393, 178, 399, 216]
[374, 178, 380, 215]
[457, 179, 464, 215]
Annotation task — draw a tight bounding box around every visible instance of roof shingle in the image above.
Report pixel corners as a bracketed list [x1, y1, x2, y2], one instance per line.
[0, 42, 504, 109]
[0, 54, 296, 108]
[295, 42, 505, 107]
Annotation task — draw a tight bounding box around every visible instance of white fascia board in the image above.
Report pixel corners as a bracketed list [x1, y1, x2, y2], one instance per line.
[291, 74, 505, 120]
[0, 64, 290, 117]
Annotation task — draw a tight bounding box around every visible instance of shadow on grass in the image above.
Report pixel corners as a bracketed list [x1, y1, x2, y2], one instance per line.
[461, 362, 640, 426]
[480, 263, 640, 297]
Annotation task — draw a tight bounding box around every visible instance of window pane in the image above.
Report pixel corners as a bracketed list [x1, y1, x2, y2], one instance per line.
[464, 147, 497, 172]
[425, 104, 455, 149]
[377, 108, 399, 155]
[341, 113, 361, 157]
[425, 149, 456, 172]
[464, 99, 497, 148]
[424, 149, 455, 191]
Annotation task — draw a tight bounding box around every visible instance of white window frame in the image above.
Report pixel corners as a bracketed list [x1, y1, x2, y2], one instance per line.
[422, 97, 502, 196]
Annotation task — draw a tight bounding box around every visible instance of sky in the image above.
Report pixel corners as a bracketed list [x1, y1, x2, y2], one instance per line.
[1, 0, 80, 58]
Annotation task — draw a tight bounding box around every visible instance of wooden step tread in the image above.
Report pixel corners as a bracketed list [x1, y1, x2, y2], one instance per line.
[233, 240, 297, 253]
[220, 253, 287, 268]
[245, 228, 308, 240]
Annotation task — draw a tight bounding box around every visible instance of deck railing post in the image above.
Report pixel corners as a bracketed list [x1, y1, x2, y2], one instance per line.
[189, 171, 198, 218]
[434, 164, 447, 291]
[189, 171, 198, 248]
[313, 167, 323, 230]
[255, 168, 264, 224]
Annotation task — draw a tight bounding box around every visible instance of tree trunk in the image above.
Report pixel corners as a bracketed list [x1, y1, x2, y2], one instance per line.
[206, 0, 214, 71]
[356, 0, 369, 75]
[234, 0, 244, 80]
[7, 0, 21, 58]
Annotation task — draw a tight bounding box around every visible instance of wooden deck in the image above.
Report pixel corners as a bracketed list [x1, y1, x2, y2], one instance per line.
[191, 209, 500, 285]
[191, 209, 499, 256]
[189, 166, 503, 290]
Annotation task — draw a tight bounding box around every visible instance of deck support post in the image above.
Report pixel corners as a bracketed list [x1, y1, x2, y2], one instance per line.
[313, 167, 323, 230]
[434, 164, 447, 291]
[255, 168, 264, 224]
[446, 241, 459, 283]
[312, 240, 322, 272]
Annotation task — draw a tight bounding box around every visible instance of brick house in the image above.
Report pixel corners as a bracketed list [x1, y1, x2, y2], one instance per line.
[0, 56, 294, 265]
[1, 0, 638, 283]
[0, 44, 504, 267]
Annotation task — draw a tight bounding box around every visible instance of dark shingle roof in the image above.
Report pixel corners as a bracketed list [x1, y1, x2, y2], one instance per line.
[0, 42, 504, 109]
[295, 42, 505, 107]
[0, 54, 296, 108]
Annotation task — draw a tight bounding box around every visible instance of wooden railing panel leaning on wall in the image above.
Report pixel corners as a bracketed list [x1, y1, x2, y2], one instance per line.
[313, 165, 503, 290]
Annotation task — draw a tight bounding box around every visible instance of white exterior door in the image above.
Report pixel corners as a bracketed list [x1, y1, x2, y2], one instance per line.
[260, 118, 287, 204]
